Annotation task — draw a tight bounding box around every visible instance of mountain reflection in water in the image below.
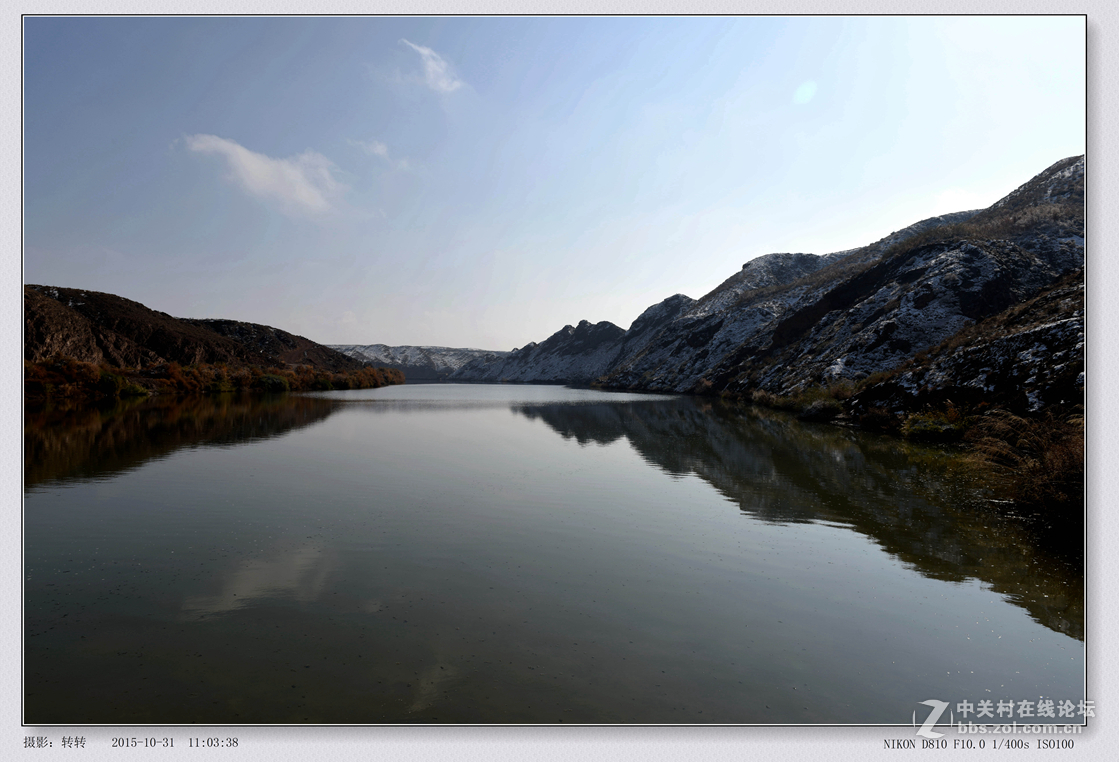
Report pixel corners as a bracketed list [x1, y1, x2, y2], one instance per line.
[513, 397, 1082, 641]
[24, 386, 1083, 724]
[24, 393, 339, 488]
[25, 390, 1081, 641]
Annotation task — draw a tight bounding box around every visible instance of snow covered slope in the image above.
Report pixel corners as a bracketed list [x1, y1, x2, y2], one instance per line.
[330, 344, 508, 381]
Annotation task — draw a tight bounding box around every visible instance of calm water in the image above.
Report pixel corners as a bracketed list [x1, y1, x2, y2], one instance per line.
[24, 385, 1083, 724]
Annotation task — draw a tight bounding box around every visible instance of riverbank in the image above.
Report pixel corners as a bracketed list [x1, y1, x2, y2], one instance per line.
[24, 355, 405, 405]
[711, 383, 1084, 527]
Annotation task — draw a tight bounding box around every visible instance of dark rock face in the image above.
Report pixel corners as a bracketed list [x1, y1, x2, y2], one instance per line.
[182, 318, 364, 372]
[969, 154, 1084, 231]
[25, 286, 255, 367]
[848, 270, 1084, 416]
[455, 155, 1084, 414]
[730, 232, 1083, 394]
[24, 285, 362, 372]
[24, 286, 163, 367]
[797, 399, 841, 422]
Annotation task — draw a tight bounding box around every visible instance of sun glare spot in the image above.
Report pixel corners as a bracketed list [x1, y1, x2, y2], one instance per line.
[793, 80, 818, 105]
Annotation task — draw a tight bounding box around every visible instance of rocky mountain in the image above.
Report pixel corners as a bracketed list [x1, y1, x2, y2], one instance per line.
[449, 294, 700, 385]
[452, 155, 1084, 413]
[848, 268, 1084, 416]
[183, 318, 362, 373]
[329, 344, 509, 381]
[24, 285, 364, 372]
[449, 320, 623, 384]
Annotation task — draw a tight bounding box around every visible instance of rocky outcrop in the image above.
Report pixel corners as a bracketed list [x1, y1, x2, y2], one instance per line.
[25, 286, 258, 367]
[847, 269, 1084, 416]
[184, 318, 363, 373]
[24, 286, 165, 367]
[721, 230, 1083, 394]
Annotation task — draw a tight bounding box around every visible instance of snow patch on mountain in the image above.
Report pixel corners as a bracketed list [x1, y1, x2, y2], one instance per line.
[331, 344, 508, 380]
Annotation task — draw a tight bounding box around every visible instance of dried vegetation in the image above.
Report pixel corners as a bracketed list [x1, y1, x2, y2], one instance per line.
[25, 355, 404, 404]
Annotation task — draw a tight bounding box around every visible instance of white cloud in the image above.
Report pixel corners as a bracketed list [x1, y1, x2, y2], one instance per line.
[185, 134, 347, 217]
[400, 39, 464, 93]
[352, 138, 389, 158]
[348, 137, 409, 170]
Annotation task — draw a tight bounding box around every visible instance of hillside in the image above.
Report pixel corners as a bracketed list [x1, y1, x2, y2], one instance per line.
[25, 285, 364, 372]
[847, 268, 1084, 417]
[23, 286, 406, 402]
[183, 318, 362, 373]
[451, 155, 1085, 416]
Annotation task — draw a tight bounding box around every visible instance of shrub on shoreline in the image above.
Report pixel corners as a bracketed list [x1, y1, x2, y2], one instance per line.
[24, 356, 404, 404]
[966, 410, 1084, 512]
[900, 402, 969, 443]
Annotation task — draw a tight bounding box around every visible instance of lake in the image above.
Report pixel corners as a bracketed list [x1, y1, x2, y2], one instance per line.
[24, 384, 1083, 724]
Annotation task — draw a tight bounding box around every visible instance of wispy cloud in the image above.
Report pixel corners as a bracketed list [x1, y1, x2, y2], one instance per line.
[348, 137, 409, 170]
[352, 138, 389, 158]
[400, 39, 464, 93]
[185, 134, 347, 217]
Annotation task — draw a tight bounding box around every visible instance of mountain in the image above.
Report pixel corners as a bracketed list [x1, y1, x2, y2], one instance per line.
[449, 320, 625, 384]
[452, 155, 1085, 414]
[24, 285, 365, 373]
[182, 318, 361, 373]
[847, 268, 1084, 416]
[449, 294, 700, 385]
[328, 344, 508, 381]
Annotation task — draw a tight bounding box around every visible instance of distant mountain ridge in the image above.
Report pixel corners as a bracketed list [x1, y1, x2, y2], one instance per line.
[445, 209, 993, 387]
[329, 344, 509, 381]
[448, 155, 1084, 414]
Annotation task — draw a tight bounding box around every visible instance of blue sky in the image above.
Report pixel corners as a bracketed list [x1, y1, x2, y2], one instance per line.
[23, 16, 1085, 349]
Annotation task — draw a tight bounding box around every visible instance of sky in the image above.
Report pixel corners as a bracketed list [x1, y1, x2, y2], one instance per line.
[22, 16, 1086, 350]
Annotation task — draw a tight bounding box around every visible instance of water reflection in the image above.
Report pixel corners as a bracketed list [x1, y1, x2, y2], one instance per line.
[181, 543, 334, 618]
[514, 397, 1083, 641]
[24, 387, 1083, 724]
[25, 393, 338, 488]
[24, 390, 1082, 643]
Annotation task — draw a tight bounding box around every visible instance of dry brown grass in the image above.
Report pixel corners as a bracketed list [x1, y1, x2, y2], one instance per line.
[967, 410, 1084, 510]
[25, 356, 406, 403]
[746, 381, 852, 414]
